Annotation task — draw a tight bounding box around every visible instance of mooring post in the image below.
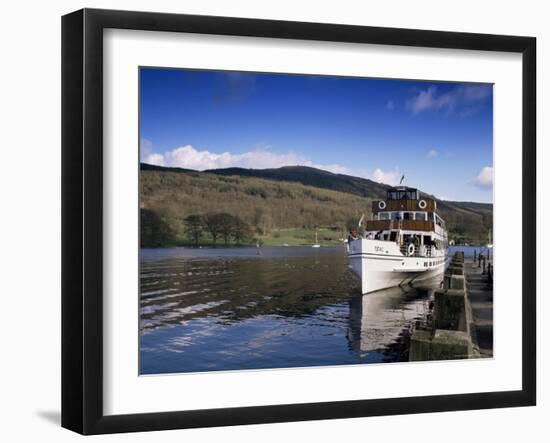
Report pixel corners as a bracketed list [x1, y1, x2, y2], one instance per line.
[474, 249, 477, 263]
[482, 256, 487, 275]
[478, 253, 482, 268]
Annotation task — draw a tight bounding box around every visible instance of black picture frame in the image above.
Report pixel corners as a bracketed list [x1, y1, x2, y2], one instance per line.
[62, 8, 536, 435]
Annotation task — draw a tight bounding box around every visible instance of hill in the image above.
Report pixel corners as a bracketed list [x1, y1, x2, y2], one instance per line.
[205, 165, 390, 199]
[140, 163, 492, 247]
[140, 166, 370, 247]
[206, 165, 493, 244]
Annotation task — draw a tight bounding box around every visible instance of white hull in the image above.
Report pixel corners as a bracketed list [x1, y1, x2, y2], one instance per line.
[348, 239, 447, 294]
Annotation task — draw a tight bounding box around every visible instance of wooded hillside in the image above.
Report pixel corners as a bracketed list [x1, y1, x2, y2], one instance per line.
[140, 163, 493, 247]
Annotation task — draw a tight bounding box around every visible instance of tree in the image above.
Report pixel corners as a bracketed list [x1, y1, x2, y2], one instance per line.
[203, 213, 223, 246]
[232, 216, 252, 244]
[217, 213, 235, 246]
[183, 214, 204, 247]
[140, 208, 175, 247]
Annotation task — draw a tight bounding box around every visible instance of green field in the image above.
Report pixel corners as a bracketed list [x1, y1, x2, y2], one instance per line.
[157, 227, 345, 248]
[259, 227, 345, 246]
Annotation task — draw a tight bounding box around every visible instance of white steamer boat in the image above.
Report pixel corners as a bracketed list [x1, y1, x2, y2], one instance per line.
[347, 186, 448, 294]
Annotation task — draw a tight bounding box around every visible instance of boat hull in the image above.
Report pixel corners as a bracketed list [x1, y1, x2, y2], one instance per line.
[347, 239, 446, 294]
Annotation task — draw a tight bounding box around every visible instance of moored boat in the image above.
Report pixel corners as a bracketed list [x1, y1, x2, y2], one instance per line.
[312, 230, 321, 248]
[347, 186, 448, 294]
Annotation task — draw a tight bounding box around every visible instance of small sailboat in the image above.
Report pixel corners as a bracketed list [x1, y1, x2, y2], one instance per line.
[312, 230, 321, 248]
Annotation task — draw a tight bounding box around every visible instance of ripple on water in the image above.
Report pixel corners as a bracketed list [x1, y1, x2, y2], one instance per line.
[139, 247, 438, 374]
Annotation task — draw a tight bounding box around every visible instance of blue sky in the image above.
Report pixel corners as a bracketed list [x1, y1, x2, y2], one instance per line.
[140, 67, 493, 203]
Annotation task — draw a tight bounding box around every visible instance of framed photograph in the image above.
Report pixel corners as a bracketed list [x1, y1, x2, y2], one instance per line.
[62, 8, 536, 435]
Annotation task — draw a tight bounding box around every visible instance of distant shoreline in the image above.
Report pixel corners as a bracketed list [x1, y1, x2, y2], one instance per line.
[139, 243, 483, 250]
[140, 243, 346, 250]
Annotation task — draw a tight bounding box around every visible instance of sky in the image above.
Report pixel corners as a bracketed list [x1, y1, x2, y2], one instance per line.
[140, 67, 493, 203]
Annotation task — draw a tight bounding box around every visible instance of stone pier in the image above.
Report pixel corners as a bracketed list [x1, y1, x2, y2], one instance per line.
[409, 250, 492, 361]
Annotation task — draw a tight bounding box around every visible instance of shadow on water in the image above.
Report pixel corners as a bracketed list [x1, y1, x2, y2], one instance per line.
[140, 247, 442, 374]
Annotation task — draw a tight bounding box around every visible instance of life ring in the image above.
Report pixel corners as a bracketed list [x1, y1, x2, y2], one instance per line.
[378, 200, 386, 210]
[407, 244, 415, 256]
[418, 199, 427, 209]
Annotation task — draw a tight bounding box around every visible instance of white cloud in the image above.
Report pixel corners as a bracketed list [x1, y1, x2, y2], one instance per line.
[140, 139, 154, 161]
[473, 166, 493, 188]
[144, 153, 165, 166]
[386, 100, 395, 111]
[142, 142, 409, 187]
[312, 163, 351, 175]
[371, 168, 402, 186]
[142, 143, 352, 175]
[427, 149, 438, 158]
[406, 85, 491, 114]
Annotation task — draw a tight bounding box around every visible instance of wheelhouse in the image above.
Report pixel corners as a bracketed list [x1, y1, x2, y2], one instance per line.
[386, 186, 419, 201]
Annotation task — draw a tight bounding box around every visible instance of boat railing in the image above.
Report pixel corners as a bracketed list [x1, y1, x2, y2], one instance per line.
[425, 245, 433, 257]
[366, 219, 435, 232]
[400, 243, 420, 257]
[399, 244, 433, 258]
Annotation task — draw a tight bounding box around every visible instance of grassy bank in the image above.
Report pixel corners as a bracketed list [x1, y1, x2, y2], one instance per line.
[151, 227, 345, 248]
[259, 227, 344, 246]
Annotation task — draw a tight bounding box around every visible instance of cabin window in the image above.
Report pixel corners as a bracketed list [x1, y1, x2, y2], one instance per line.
[387, 189, 419, 200]
[389, 231, 397, 241]
[417, 212, 427, 221]
[378, 212, 390, 220]
[391, 212, 401, 220]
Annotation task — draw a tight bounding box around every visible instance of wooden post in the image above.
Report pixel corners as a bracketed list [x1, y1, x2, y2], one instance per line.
[474, 249, 477, 262]
[482, 256, 487, 275]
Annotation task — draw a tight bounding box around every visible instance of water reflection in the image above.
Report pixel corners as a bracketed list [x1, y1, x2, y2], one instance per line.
[140, 247, 441, 374]
[347, 282, 438, 359]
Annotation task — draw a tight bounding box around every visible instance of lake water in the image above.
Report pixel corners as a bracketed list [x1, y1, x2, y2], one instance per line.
[139, 246, 474, 375]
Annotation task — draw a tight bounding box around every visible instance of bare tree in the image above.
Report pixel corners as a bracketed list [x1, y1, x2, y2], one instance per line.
[183, 214, 204, 247]
[232, 216, 252, 244]
[203, 213, 223, 246]
[217, 213, 234, 246]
